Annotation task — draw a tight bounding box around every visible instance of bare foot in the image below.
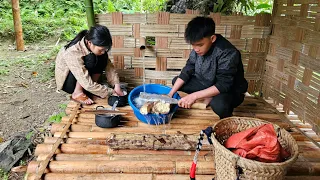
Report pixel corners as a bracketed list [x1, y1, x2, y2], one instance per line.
[71, 92, 94, 105]
[91, 95, 100, 101]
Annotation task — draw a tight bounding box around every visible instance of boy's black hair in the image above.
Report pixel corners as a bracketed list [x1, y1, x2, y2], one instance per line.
[65, 25, 112, 51]
[185, 16, 216, 44]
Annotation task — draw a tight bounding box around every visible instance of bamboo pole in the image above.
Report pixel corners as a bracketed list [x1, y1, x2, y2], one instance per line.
[38, 139, 320, 162]
[52, 130, 201, 139]
[34, 144, 109, 156]
[27, 160, 320, 175]
[51, 129, 317, 141]
[36, 153, 213, 162]
[34, 143, 212, 155]
[28, 160, 177, 174]
[28, 173, 153, 180]
[29, 104, 80, 180]
[84, 0, 95, 27]
[34, 143, 211, 156]
[51, 122, 211, 134]
[11, 0, 24, 51]
[44, 137, 107, 144]
[27, 173, 320, 180]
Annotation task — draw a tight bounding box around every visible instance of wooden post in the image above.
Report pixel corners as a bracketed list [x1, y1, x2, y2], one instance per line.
[84, 0, 95, 27]
[107, 133, 199, 150]
[11, 0, 24, 51]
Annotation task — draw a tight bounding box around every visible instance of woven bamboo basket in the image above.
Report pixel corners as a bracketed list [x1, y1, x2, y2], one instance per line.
[212, 117, 299, 180]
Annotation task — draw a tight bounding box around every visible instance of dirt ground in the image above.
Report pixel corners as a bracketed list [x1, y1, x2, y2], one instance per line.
[0, 39, 71, 178]
[0, 40, 70, 141]
[0, 40, 70, 179]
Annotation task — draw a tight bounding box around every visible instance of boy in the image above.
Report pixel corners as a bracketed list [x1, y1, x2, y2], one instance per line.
[168, 16, 248, 119]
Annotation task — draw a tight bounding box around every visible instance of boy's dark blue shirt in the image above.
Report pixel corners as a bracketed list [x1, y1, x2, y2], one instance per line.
[178, 34, 248, 94]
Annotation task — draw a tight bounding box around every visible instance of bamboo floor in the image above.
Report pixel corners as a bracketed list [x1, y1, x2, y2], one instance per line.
[26, 96, 320, 179]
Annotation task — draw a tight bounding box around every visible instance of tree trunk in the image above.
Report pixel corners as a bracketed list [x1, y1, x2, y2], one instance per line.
[11, 0, 24, 51]
[107, 133, 200, 150]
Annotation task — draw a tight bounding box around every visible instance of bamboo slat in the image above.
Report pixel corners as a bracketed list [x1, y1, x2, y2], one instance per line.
[27, 160, 177, 174]
[28, 173, 320, 180]
[123, 13, 147, 24]
[38, 153, 213, 162]
[26, 160, 320, 176]
[29, 173, 153, 180]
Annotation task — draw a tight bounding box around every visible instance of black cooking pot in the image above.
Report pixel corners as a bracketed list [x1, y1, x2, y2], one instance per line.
[95, 114, 121, 128]
[108, 91, 128, 107]
[95, 106, 121, 128]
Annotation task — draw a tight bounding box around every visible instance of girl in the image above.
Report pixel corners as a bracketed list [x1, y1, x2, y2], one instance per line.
[55, 25, 123, 105]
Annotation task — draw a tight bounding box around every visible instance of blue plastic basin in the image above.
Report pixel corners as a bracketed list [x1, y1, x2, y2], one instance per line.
[128, 84, 180, 125]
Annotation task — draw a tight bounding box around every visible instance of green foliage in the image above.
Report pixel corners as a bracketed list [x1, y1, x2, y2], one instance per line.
[213, 0, 225, 13]
[47, 104, 67, 123]
[34, 45, 62, 82]
[0, 69, 9, 76]
[0, 0, 168, 43]
[19, 160, 27, 166]
[237, 0, 255, 14]
[0, 169, 9, 180]
[142, 0, 167, 13]
[253, 0, 273, 14]
[59, 103, 67, 109]
[25, 131, 34, 140]
[242, 0, 273, 15]
[47, 111, 66, 123]
[0, 0, 87, 42]
[106, 0, 116, 13]
[0, 44, 61, 83]
[0, 0, 273, 43]
[185, 0, 271, 15]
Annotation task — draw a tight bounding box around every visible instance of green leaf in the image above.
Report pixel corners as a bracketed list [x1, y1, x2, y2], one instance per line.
[25, 131, 34, 140]
[59, 104, 67, 109]
[256, 3, 272, 10]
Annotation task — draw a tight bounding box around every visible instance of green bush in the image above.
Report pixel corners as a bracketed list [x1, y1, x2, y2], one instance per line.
[0, 0, 272, 43]
[0, 0, 167, 43]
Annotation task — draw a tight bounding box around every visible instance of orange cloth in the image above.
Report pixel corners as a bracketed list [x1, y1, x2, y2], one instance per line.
[224, 124, 290, 163]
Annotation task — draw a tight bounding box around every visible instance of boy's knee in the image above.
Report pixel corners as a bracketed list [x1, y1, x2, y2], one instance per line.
[210, 98, 233, 119]
[172, 76, 178, 85]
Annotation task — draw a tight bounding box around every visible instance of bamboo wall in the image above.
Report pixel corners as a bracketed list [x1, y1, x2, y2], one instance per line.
[263, 0, 320, 134]
[96, 11, 271, 93]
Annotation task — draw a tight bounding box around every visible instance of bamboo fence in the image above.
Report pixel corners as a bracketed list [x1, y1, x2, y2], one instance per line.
[263, 0, 320, 134]
[96, 11, 271, 93]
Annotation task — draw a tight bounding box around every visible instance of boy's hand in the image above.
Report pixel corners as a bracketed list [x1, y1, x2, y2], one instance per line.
[167, 93, 173, 98]
[178, 94, 197, 109]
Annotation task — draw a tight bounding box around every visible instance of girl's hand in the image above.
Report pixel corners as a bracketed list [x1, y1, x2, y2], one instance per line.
[113, 84, 124, 96]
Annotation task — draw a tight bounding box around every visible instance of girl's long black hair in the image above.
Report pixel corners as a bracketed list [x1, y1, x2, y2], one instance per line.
[64, 25, 112, 51]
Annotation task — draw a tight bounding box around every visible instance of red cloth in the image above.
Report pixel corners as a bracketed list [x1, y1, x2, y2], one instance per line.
[224, 124, 290, 163]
